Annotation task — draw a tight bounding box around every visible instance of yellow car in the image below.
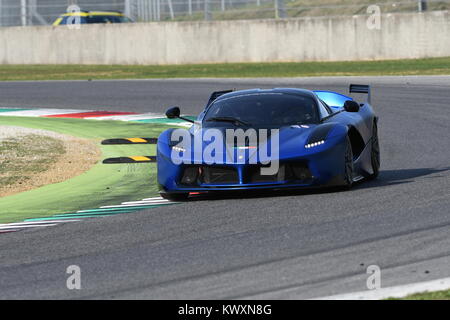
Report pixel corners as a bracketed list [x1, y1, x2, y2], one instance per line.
[53, 11, 133, 26]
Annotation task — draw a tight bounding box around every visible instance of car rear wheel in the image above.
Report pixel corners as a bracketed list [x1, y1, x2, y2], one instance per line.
[367, 121, 380, 180]
[342, 136, 354, 189]
[160, 192, 189, 201]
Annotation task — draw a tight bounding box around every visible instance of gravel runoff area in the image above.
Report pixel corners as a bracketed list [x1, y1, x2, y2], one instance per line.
[0, 125, 100, 197]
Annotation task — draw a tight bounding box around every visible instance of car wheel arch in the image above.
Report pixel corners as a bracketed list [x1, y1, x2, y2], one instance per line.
[347, 125, 365, 159]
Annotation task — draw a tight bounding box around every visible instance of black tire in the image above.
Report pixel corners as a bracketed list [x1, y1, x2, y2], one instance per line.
[342, 136, 354, 189]
[160, 192, 189, 201]
[367, 121, 380, 180]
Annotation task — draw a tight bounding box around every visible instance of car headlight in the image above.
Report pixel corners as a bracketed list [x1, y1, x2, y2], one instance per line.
[305, 140, 325, 149]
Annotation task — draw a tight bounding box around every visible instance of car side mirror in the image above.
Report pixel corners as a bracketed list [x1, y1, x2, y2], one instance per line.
[166, 106, 180, 119]
[165, 106, 195, 123]
[344, 100, 360, 113]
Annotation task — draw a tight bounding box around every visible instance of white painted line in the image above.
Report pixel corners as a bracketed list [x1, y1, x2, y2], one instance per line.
[99, 202, 171, 209]
[316, 277, 450, 300]
[121, 199, 170, 205]
[0, 109, 88, 117]
[0, 224, 58, 230]
[118, 202, 170, 206]
[0, 219, 80, 227]
[88, 113, 164, 121]
[141, 197, 165, 201]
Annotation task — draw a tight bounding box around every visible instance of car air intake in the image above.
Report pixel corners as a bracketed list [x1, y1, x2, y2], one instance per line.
[246, 165, 286, 183]
[290, 163, 312, 181]
[180, 166, 200, 185]
[201, 166, 239, 184]
[246, 162, 312, 184]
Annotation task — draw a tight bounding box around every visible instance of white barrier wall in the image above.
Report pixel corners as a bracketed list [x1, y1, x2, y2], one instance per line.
[0, 11, 449, 65]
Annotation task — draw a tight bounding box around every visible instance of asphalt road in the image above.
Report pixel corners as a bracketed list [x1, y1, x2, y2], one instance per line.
[0, 76, 449, 299]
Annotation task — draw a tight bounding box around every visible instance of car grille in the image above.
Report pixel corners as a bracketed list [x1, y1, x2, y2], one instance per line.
[246, 164, 286, 183]
[201, 166, 239, 184]
[180, 165, 239, 185]
[246, 162, 312, 184]
[179, 162, 311, 186]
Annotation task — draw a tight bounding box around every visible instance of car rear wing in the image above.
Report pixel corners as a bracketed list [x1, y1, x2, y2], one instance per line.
[349, 84, 371, 104]
[206, 90, 233, 107]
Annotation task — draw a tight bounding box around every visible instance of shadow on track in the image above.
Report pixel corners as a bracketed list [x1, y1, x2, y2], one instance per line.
[355, 167, 450, 190]
[185, 167, 450, 202]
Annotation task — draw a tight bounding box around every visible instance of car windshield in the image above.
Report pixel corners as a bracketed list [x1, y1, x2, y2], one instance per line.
[203, 93, 319, 127]
[58, 16, 87, 24]
[86, 15, 132, 24]
[59, 15, 132, 25]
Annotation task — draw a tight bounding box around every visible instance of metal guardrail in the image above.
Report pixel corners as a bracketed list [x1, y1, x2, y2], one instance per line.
[0, 0, 447, 27]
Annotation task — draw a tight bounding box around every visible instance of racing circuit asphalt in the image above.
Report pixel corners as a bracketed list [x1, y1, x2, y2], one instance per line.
[0, 76, 449, 299]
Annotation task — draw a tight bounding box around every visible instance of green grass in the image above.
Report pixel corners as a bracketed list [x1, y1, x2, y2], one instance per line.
[388, 289, 450, 300]
[1, 57, 450, 81]
[0, 116, 171, 223]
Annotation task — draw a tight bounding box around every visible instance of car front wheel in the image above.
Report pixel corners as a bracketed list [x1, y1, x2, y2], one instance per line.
[342, 136, 354, 189]
[367, 121, 380, 180]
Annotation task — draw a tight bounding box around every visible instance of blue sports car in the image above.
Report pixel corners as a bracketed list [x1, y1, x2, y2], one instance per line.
[157, 84, 379, 201]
